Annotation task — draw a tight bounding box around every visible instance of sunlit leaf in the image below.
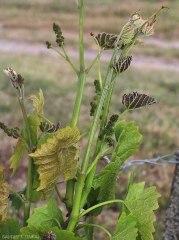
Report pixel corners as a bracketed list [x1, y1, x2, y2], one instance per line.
[110, 212, 138, 240]
[0, 167, 9, 222]
[120, 22, 135, 45]
[9, 138, 27, 176]
[29, 89, 44, 115]
[123, 182, 161, 240]
[29, 126, 80, 199]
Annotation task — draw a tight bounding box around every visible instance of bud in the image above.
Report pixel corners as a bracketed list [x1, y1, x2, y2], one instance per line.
[42, 231, 56, 240]
[142, 22, 155, 36]
[53, 23, 65, 47]
[3, 67, 24, 89]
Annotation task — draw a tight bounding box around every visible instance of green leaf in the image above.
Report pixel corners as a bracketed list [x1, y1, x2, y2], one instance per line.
[87, 187, 101, 216]
[9, 115, 40, 177]
[20, 225, 82, 240]
[22, 115, 40, 147]
[93, 158, 121, 203]
[9, 138, 27, 176]
[27, 198, 64, 228]
[114, 120, 126, 141]
[110, 212, 138, 240]
[0, 218, 20, 235]
[114, 121, 142, 163]
[37, 132, 53, 147]
[29, 89, 44, 115]
[29, 126, 80, 199]
[9, 188, 25, 211]
[30, 165, 42, 203]
[0, 167, 9, 222]
[123, 182, 161, 240]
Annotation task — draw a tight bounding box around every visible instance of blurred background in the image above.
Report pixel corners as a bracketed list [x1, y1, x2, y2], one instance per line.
[0, 0, 179, 239]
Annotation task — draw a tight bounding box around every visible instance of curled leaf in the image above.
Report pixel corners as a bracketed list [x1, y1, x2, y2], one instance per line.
[29, 89, 44, 115]
[0, 167, 9, 222]
[94, 32, 118, 50]
[120, 22, 135, 45]
[3, 67, 24, 89]
[29, 126, 80, 200]
[113, 56, 132, 73]
[40, 121, 61, 133]
[122, 92, 157, 109]
[142, 22, 155, 36]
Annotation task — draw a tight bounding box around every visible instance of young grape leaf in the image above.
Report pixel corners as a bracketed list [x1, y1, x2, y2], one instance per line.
[9, 138, 27, 176]
[114, 120, 126, 141]
[9, 115, 40, 176]
[120, 22, 135, 45]
[93, 157, 121, 202]
[29, 89, 44, 115]
[0, 218, 20, 235]
[110, 212, 138, 240]
[92, 121, 141, 204]
[20, 225, 82, 240]
[37, 132, 53, 147]
[27, 198, 64, 228]
[123, 182, 161, 240]
[29, 126, 80, 199]
[21, 114, 40, 147]
[0, 167, 9, 222]
[114, 121, 142, 163]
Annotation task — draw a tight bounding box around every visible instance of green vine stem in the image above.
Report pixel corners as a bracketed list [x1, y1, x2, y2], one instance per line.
[66, 2, 166, 234]
[38, 115, 53, 125]
[80, 34, 141, 205]
[79, 199, 124, 219]
[76, 223, 112, 238]
[17, 88, 34, 226]
[65, 0, 86, 209]
[67, 39, 121, 232]
[50, 45, 78, 74]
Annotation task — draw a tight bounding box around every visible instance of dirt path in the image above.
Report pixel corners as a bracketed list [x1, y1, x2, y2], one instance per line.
[1, 38, 179, 72]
